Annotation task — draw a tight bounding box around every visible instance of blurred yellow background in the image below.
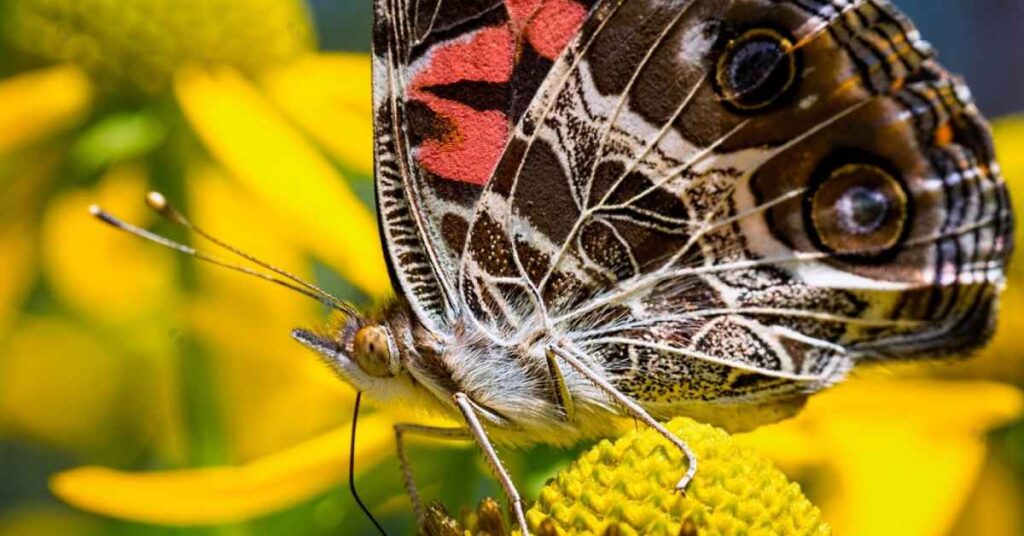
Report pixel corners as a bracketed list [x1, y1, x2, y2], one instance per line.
[0, 1, 1022, 535]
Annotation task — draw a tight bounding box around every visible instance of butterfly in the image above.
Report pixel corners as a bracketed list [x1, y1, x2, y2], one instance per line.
[91, 0, 1013, 533]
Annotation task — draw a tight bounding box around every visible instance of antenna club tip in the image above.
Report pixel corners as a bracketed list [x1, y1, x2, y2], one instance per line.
[146, 191, 169, 212]
[88, 204, 103, 217]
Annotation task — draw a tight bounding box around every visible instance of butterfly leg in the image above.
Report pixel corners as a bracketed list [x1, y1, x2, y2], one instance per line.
[545, 348, 576, 422]
[452, 392, 530, 536]
[549, 345, 698, 492]
[393, 423, 469, 527]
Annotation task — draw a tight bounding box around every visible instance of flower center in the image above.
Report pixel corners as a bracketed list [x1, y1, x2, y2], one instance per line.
[3, 0, 315, 93]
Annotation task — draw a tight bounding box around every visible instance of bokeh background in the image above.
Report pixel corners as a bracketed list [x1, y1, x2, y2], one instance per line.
[0, 1, 1022, 535]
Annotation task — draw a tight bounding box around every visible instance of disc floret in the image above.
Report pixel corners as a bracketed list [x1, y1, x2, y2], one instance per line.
[524, 418, 829, 535]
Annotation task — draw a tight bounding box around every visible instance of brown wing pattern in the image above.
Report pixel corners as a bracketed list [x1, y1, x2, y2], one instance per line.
[373, 0, 597, 330]
[459, 0, 1012, 404]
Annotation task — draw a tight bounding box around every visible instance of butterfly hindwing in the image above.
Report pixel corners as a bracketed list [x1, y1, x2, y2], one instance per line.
[373, 0, 598, 330]
[458, 0, 1012, 405]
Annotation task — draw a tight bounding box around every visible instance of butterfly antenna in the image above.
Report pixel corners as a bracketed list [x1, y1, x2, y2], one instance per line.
[88, 203, 345, 312]
[143, 192, 356, 315]
[351, 392, 388, 535]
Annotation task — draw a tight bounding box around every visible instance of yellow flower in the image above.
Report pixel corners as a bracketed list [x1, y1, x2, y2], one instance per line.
[3, 0, 314, 94]
[0, 65, 92, 154]
[734, 377, 1023, 536]
[51, 414, 394, 525]
[0, 0, 393, 531]
[525, 418, 829, 536]
[175, 64, 384, 294]
[183, 166, 363, 460]
[42, 165, 178, 321]
[0, 319, 126, 453]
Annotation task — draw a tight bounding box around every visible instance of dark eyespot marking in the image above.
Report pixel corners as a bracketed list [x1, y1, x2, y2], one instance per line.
[837, 185, 890, 235]
[715, 28, 799, 111]
[808, 163, 910, 258]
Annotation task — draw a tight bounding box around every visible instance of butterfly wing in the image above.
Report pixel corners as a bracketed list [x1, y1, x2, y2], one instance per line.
[373, 0, 597, 330]
[459, 0, 1012, 405]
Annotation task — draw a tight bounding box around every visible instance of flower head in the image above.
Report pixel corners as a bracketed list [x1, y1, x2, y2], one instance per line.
[526, 418, 829, 536]
[421, 418, 828, 536]
[3, 0, 314, 93]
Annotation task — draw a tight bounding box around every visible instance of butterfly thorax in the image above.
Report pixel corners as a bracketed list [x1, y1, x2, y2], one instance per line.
[356, 298, 625, 446]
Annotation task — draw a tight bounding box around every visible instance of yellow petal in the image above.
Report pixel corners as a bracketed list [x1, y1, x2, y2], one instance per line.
[185, 164, 355, 460]
[52, 415, 394, 525]
[737, 380, 1023, 536]
[0, 65, 92, 155]
[823, 418, 986, 536]
[950, 455, 1024, 535]
[0, 144, 62, 338]
[5, 161, 187, 459]
[41, 164, 178, 321]
[262, 53, 374, 175]
[803, 379, 1022, 428]
[0, 319, 124, 452]
[174, 65, 389, 297]
[4, 0, 313, 93]
[0, 222, 34, 339]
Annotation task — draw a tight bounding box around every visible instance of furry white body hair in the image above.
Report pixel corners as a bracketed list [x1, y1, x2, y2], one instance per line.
[315, 298, 625, 448]
[306, 296, 808, 447]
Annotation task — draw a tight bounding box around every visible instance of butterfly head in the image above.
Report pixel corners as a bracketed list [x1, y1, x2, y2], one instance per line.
[292, 315, 405, 389]
[288, 300, 448, 406]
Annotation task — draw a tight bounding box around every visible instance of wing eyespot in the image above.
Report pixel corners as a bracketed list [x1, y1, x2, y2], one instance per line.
[715, 28, 799, 112]
[808, 163, 910, 258]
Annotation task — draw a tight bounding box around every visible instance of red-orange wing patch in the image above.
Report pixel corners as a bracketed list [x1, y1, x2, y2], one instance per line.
[373, 0, 596, 327]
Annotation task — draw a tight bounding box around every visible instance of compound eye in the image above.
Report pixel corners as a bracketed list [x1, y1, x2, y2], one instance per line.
[810, 163, 909, 256]
[716, 28, 798, 111]
[352, 325, 398, 377]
